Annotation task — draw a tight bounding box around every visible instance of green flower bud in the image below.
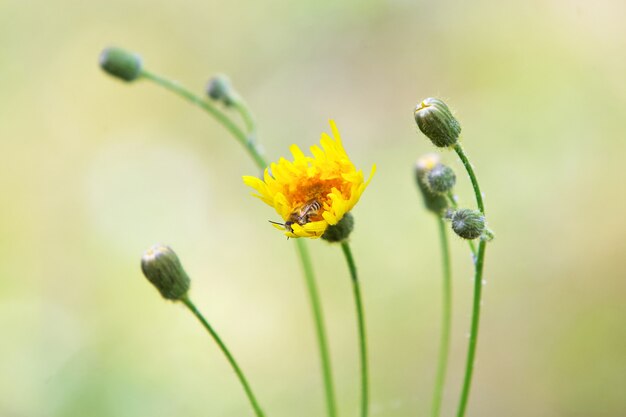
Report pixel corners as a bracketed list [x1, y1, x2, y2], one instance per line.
[414, 98, 461, 147]
[99, 47, 142, 82]
[206, 74, 235, 106]
[141, 244, 190, 300]
[426, 163, 456, 194]
[322, 213, 354, 243]
[414, 154, 448, 214]
[451, 209, 485, 240]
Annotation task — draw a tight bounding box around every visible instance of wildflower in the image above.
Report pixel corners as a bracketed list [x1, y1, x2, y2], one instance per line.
[99, 47, 143, 82]
[414, 154, 448, 214]
[141, 244, 190, 300]
[206, 74, 236, 106]
[450, 209, 485, 240]
[414, 98, 461, 147]
[243, 121, 375, 238]
[426, 163, 456, 194]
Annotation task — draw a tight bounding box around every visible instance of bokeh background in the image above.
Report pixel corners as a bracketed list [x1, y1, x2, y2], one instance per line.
[1, 0, 625, 416]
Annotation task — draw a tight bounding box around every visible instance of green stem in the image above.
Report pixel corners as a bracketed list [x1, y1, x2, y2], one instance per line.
[455, 240, 487, 417]
[431, 217, 452, 417]
[180, 295, 266, 417]
[340, 242, 369, 417]
[139, 68, 336, 417]
[140, 69, 267, 170]
[453, 144, 485, 214]
[295, 239, 338, 417]
[453, 142, 488, 417]
[231, 95, 257, 139]
[446, 192, 477, 257]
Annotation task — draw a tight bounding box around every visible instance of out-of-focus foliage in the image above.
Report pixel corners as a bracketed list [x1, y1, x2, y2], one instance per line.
[1, 0, 625, 416]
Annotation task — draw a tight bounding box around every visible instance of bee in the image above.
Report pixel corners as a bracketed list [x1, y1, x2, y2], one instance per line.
[269, 199, 323, 233]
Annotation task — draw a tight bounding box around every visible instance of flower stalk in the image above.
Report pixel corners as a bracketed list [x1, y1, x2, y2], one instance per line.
[452, 144, 488, 417]
[453, 144, 485, 214]
[181, 295, 266, 417]
[295, 239, 338, 417]
[415, 99, 492, 417]
[140, 245, 265, 417]
[455, 240, 486, 417]
[139, 69, 267, 170]
[340, 242, 369, 417]
[431, 217, 452, 417]
[102, 52, 339, 417]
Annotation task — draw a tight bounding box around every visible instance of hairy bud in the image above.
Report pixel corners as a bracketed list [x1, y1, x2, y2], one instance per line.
[426, 163, 456, 194]
[414, 154, 448, 214]
[414, 98, 461, 147]
[451, 209, 485, 240]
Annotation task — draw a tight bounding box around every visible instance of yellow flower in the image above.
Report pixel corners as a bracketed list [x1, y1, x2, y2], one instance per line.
[243, 120, 375, 239]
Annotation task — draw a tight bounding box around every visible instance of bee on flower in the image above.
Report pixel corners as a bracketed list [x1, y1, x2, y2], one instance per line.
[243, 120, 375, 239]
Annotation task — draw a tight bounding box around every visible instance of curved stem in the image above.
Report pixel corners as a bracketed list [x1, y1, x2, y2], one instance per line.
[138, 68, 335, 417]
[340, 242, 369, 417]
[295, 239, 338, 417]
[180, 295, 266, 417]
[431, 217, 452, 417]
[455, 240, 487, 417]
[453, 142, 489, 417]
[232, 95, 257, 139]
[140, 69, 267, 170]
[453, 144, 485, 214]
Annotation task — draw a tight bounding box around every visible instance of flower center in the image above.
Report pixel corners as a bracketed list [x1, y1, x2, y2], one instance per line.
[285, 176, 346, 219]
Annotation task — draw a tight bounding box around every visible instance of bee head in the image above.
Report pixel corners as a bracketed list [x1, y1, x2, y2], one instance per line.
[268, 220, 294, 233]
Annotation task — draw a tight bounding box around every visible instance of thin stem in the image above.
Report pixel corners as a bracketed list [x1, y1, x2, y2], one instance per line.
[340, 242, 369, 417]
[453, 142, 489, 417]
[180, 295, 266, 417]
[139, 69, 335, 417]
[231, 95, 257, 139]
[446, 192, 477, 257]
[453, 144, 485, 214]
[140, 69, 267, 170]
[431, 217, 452, 417]
[455, 240, 487, 417]
[295, 239, 338, 417]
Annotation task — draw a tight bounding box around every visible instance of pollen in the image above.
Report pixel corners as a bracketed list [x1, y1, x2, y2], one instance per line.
[243, 120, 375, 238]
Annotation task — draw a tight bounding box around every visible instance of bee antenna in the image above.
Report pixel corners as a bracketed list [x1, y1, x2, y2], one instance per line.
[268, 220, 285, 227]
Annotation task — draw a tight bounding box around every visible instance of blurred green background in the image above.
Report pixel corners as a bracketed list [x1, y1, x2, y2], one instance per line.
[1, 0, 625, 416]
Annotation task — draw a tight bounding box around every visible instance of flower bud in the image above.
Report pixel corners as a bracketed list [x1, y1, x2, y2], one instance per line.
[451, 209, 485, 240]
[141, 244, 190, 300]
[414, 154, 448, 214]
[426, 163, 456, 194]
[99, 47, 142, 82]
[322, 213, 354, 243]
[414, 98, 461, 147]
[206, 74, 235, 106]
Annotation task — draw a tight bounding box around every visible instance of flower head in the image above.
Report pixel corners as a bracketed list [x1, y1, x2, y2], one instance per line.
[141, 244, 190, 300]
[414, 98, 461, 148]
[243, 121, 375, 238]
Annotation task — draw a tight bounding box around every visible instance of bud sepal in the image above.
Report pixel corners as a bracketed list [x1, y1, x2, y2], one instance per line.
[322, 213, 354, 243]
